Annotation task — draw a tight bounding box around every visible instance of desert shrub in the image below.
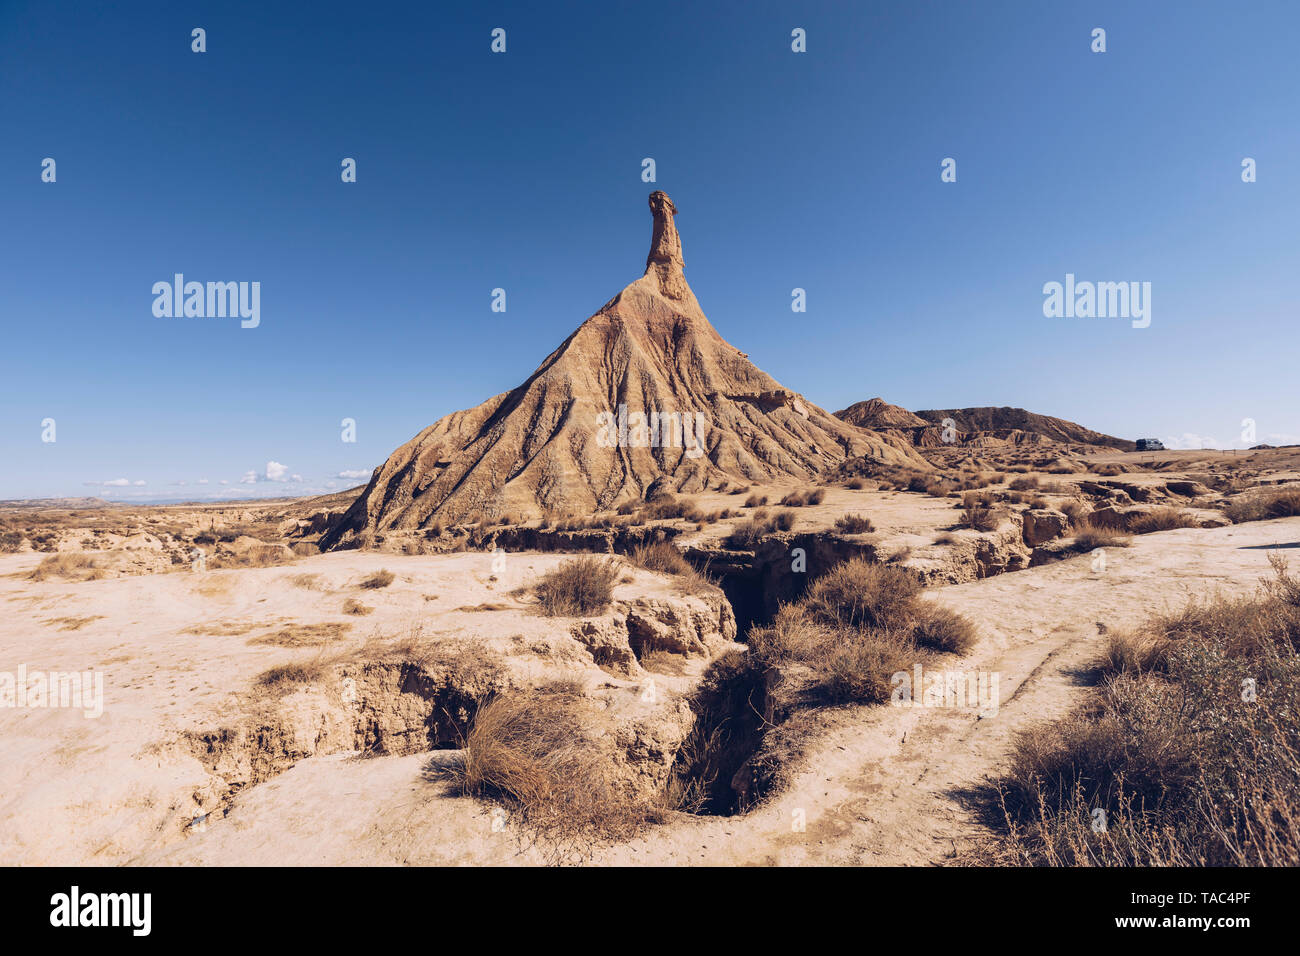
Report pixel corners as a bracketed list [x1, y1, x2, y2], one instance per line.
[821, 634, 915, 704]
[803, 558, 921, 631]
[933, 532, 959, 545]
[961, 499, 999, 532]
[912, 605, 979, 654]
[534, 556, 620, 616]
[628, 540, 691, 576]
[457, 692, 654, 858]
[725, 517, 773, 548]
[779, 490, 809, 507]
[615, 501, 640, 516]
[748, 607, 915, 706]
[980, 557, 1300, 866]
[807, 489, 826, 505]
[772, 509, 796, 531]
[359, 569, 395, 589]
[845, 478, 866, 490]
[291, 541, 320, 557]
[1129, 507, 1198, 534]
[743, 493, 768, 508]
[29, 552, 102, 582]
[907, 476, 930, 493]
[343, 598, 373, 616]
[0, 530, 25, 553]
[1225, 486, 1300, 523]
[255, 660, 328, 690]
[834, 514, 874, 534]
[1009, 476, 1040, 492]
[1071, 521, 1132, 551]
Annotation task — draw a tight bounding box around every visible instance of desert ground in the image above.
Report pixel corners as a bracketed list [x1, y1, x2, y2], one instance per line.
[4, 443, 1298, 866]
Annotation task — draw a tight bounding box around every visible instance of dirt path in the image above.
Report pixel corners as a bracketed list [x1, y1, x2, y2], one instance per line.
[598, 517, 1299, 866]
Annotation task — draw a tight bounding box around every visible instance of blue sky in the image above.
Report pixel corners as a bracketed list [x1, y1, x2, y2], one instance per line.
[2, 0, 1297, 502]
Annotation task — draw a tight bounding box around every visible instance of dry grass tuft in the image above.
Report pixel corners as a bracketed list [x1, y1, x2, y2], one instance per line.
[1128, 507, 1198, 534]
[534, 556, 620, 616]
[359, 569, 395, 589]
[29, 552, 104, 582]
[833, 514, 875, 534]
[802, 557, 921, 631]
[1071, 520, 1132, 551]
[456, 692, 656, 859]
[1225, 485, 1300, 523]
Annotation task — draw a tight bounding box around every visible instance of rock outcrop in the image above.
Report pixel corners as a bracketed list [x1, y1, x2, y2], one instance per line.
[322, 193, 923, 546]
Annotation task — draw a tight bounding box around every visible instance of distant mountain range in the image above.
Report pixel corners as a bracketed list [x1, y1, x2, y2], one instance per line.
[835, 399, 1134, 451]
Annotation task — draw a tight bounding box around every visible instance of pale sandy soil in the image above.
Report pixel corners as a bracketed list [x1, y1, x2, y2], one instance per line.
[0, 550, 729, 866]
[111, 516, 1297, 867]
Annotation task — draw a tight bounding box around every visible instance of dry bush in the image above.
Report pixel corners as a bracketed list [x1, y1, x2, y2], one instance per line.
[29, 552, 103, 582]
[961, 498, 999, 532]
[845, 478, 866, 490]
[807, 489, 826, 505]
[803, 558, 921, 631]
[628, 540, 693, 575]
[834, 514, 874, 534]
[981, 558, 1300, 866]
[1072, 521, 1132, 551]
[291, 542, 320, 557]
[1129, 507, 1198, 534]
[0, 530, 25, 553]
[743, 493, 768, 508]
[213, 544, 295, 569]
[1009, 475, 1040, 491]
[779, 490, 809, 507]
[534, 556, 620, 616]
[252, 622, 352, 647]
[457, 692, 654, 858]
[1060, 500, 1091, 527]
[359, 568, 395, 589]
[289, 573, 321, 589]
[912, 605, 979, 654]
[772, 509, 796, 531]
[748, 607, 914, 706]
[343, 598, 373, 616]
[1226, 486, 1300, 523]
[933, 532, 959, 545]
[821, 635, 915, 704]
[255, 659, 329, 691]
[1098, 630, 1171, 677]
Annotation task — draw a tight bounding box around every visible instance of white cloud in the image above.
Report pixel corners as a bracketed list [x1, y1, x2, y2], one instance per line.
[239, 471, 257, 484]
[1162, 433, 1223, 450]
[337, 469, 371, 480]
[219, 479, 229, 485]
[290, 473, 303, 483]
[265, 461, 288, 481]
[198, 478, 209, 485]
[133, 480, 146, 486]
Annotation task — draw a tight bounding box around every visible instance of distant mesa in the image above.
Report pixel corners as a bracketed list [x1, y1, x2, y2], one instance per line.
[320, 193, 922, 548]
[834, 399, 1134, 452]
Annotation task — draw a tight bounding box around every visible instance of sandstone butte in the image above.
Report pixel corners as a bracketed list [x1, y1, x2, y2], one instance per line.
[321, 192, 924, 548]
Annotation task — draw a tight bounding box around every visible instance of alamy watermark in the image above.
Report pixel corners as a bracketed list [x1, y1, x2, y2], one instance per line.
[152, 275, 260, 328]
[595, 404, 707, 459]
[1, 665, 103, 718]
[891, 664, 999, 717]
[1043, 273, 1150, 328]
